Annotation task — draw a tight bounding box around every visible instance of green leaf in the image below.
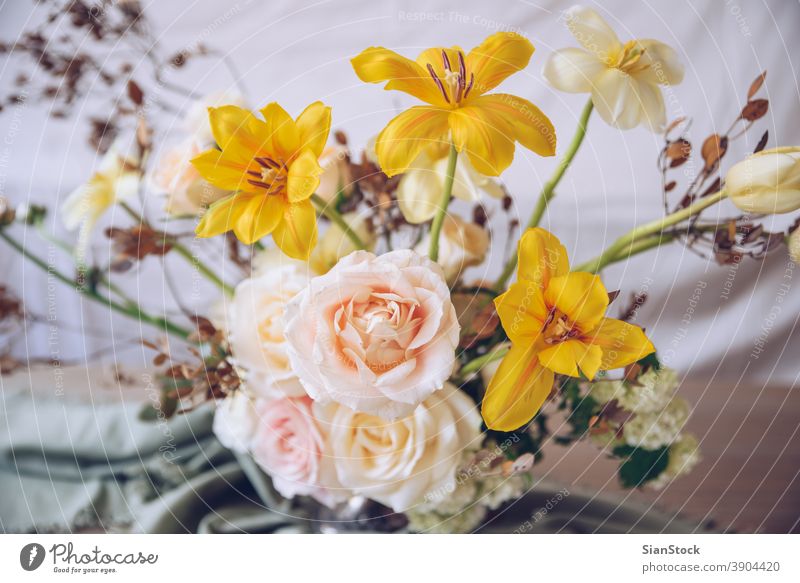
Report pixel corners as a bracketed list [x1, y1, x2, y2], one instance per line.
[613, 445, 670, 488]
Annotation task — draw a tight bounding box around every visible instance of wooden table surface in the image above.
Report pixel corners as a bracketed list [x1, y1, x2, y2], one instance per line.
[535, 382, 800, 533]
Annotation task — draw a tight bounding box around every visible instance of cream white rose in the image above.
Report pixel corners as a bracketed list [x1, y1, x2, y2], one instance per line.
[212, 390, 260, 454]
[314, 383, 481, 511]
[285, 249, 460, 419]
[228, 254, 311, 399]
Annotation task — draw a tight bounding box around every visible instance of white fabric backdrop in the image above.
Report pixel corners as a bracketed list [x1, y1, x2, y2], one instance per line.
[1, 0, 798, 384]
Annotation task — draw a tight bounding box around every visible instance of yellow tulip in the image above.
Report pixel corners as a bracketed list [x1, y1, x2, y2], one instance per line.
[482, 228, 655, 431]
[542, 5, 683, 131]
[726, 147, 800, 215]
[191, 101, 332, 259]
[352, 32, 556, 177]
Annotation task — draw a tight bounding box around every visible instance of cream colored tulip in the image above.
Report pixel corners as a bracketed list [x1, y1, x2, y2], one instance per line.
[543, 5, 683, 131]
[314, 144, 352, 203]
[726, 147, 800, 214]
[397, 148, 504, 224]
[308, 211, 375, 274]
[415, 214, 490, 284]
[788, 227, 800, 264]
[61, 142, 140, 261]
[151, 139, 229, 216]
[182, 89, 246, 145]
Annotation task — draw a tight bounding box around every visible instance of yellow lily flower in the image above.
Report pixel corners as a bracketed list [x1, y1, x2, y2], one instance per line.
[352, 32, 556, 177]
[191, 101, 331, 259]
[482, 228, 655, 431]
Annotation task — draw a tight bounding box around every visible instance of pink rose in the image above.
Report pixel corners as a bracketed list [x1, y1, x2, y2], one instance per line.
[251, 396, 344, 507]
[285, 250, 460, 419]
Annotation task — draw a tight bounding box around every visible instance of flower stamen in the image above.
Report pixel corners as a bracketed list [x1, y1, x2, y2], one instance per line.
[427, 63, 450, 104]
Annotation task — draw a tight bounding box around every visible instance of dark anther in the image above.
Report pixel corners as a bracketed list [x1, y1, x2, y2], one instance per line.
[247, 179, 271, 189]
[441, 49, 451, 72]
[254, 156, 279, 169]
[427, 63, 450, 103]
[464, 73, 475, 98]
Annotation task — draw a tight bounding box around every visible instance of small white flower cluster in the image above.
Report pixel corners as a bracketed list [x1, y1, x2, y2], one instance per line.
[649, 434, 702, 490]
[590, 368, 678, 414]
[622, 398, 690, 450]
[406, 449, 529, 533]
[589, 367, 701, 487]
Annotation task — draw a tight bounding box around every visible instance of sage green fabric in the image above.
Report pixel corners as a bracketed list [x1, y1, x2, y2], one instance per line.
[0, 373, 704, 534]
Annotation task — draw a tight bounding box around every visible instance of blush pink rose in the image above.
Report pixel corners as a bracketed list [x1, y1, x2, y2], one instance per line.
[285, 250, 460, 419]
[251, 396, 344, 507]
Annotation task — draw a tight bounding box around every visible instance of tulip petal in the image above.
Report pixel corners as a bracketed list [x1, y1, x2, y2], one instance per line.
[494, 280, 549, 342]
[233, 194, 284, 244]
[584, 317, 655, 370]
[295, 101, 332, 158]
[537, 339, 602, 379]
[516, 227, 570, 288]
[635, 78, 666, 132]
[351, 46, 447, 106]
[636, 39, 684, 85]
[466, 32, 534, 96]
[542, 47, 606, 93]
[396, 165, 442, 223]
[481, 344, 554, 431]
[376, 106, 450, 177]
[208, 106, 269, 161]
[544, 272, 609, 332]
[192, 149, 256, 193]
[260, 102, 300, 158]
[590, 68, 642, 130]
[272, 198, 318, 259]
[196, 193, 254, 239]
[449, 104, 515, 176]
[287, 148, 322, 203]
[446, 156, 482, 202]
[469, 94, 556, 157]
[563, 5, 622, 62]
[727, 152, 800, 214]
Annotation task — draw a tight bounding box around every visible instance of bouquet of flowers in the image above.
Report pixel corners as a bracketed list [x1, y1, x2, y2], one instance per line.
[2, 3, 798, 533]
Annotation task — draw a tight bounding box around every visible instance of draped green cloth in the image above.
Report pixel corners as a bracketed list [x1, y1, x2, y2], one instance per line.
[0, 367, 704, 534]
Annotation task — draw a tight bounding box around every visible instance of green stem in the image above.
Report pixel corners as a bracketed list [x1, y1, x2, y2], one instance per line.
[494, 98, 594, 292]
[171, 242, 234, 297]
[120, 202, 234, 297]
[33, 219, 132, 302]
[460, 345, 510, 377]
[1, 229, 192, 340]
[575, 189, 728, 273]
[428, 143, 459, 262]
[311, 193, 367, 250]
